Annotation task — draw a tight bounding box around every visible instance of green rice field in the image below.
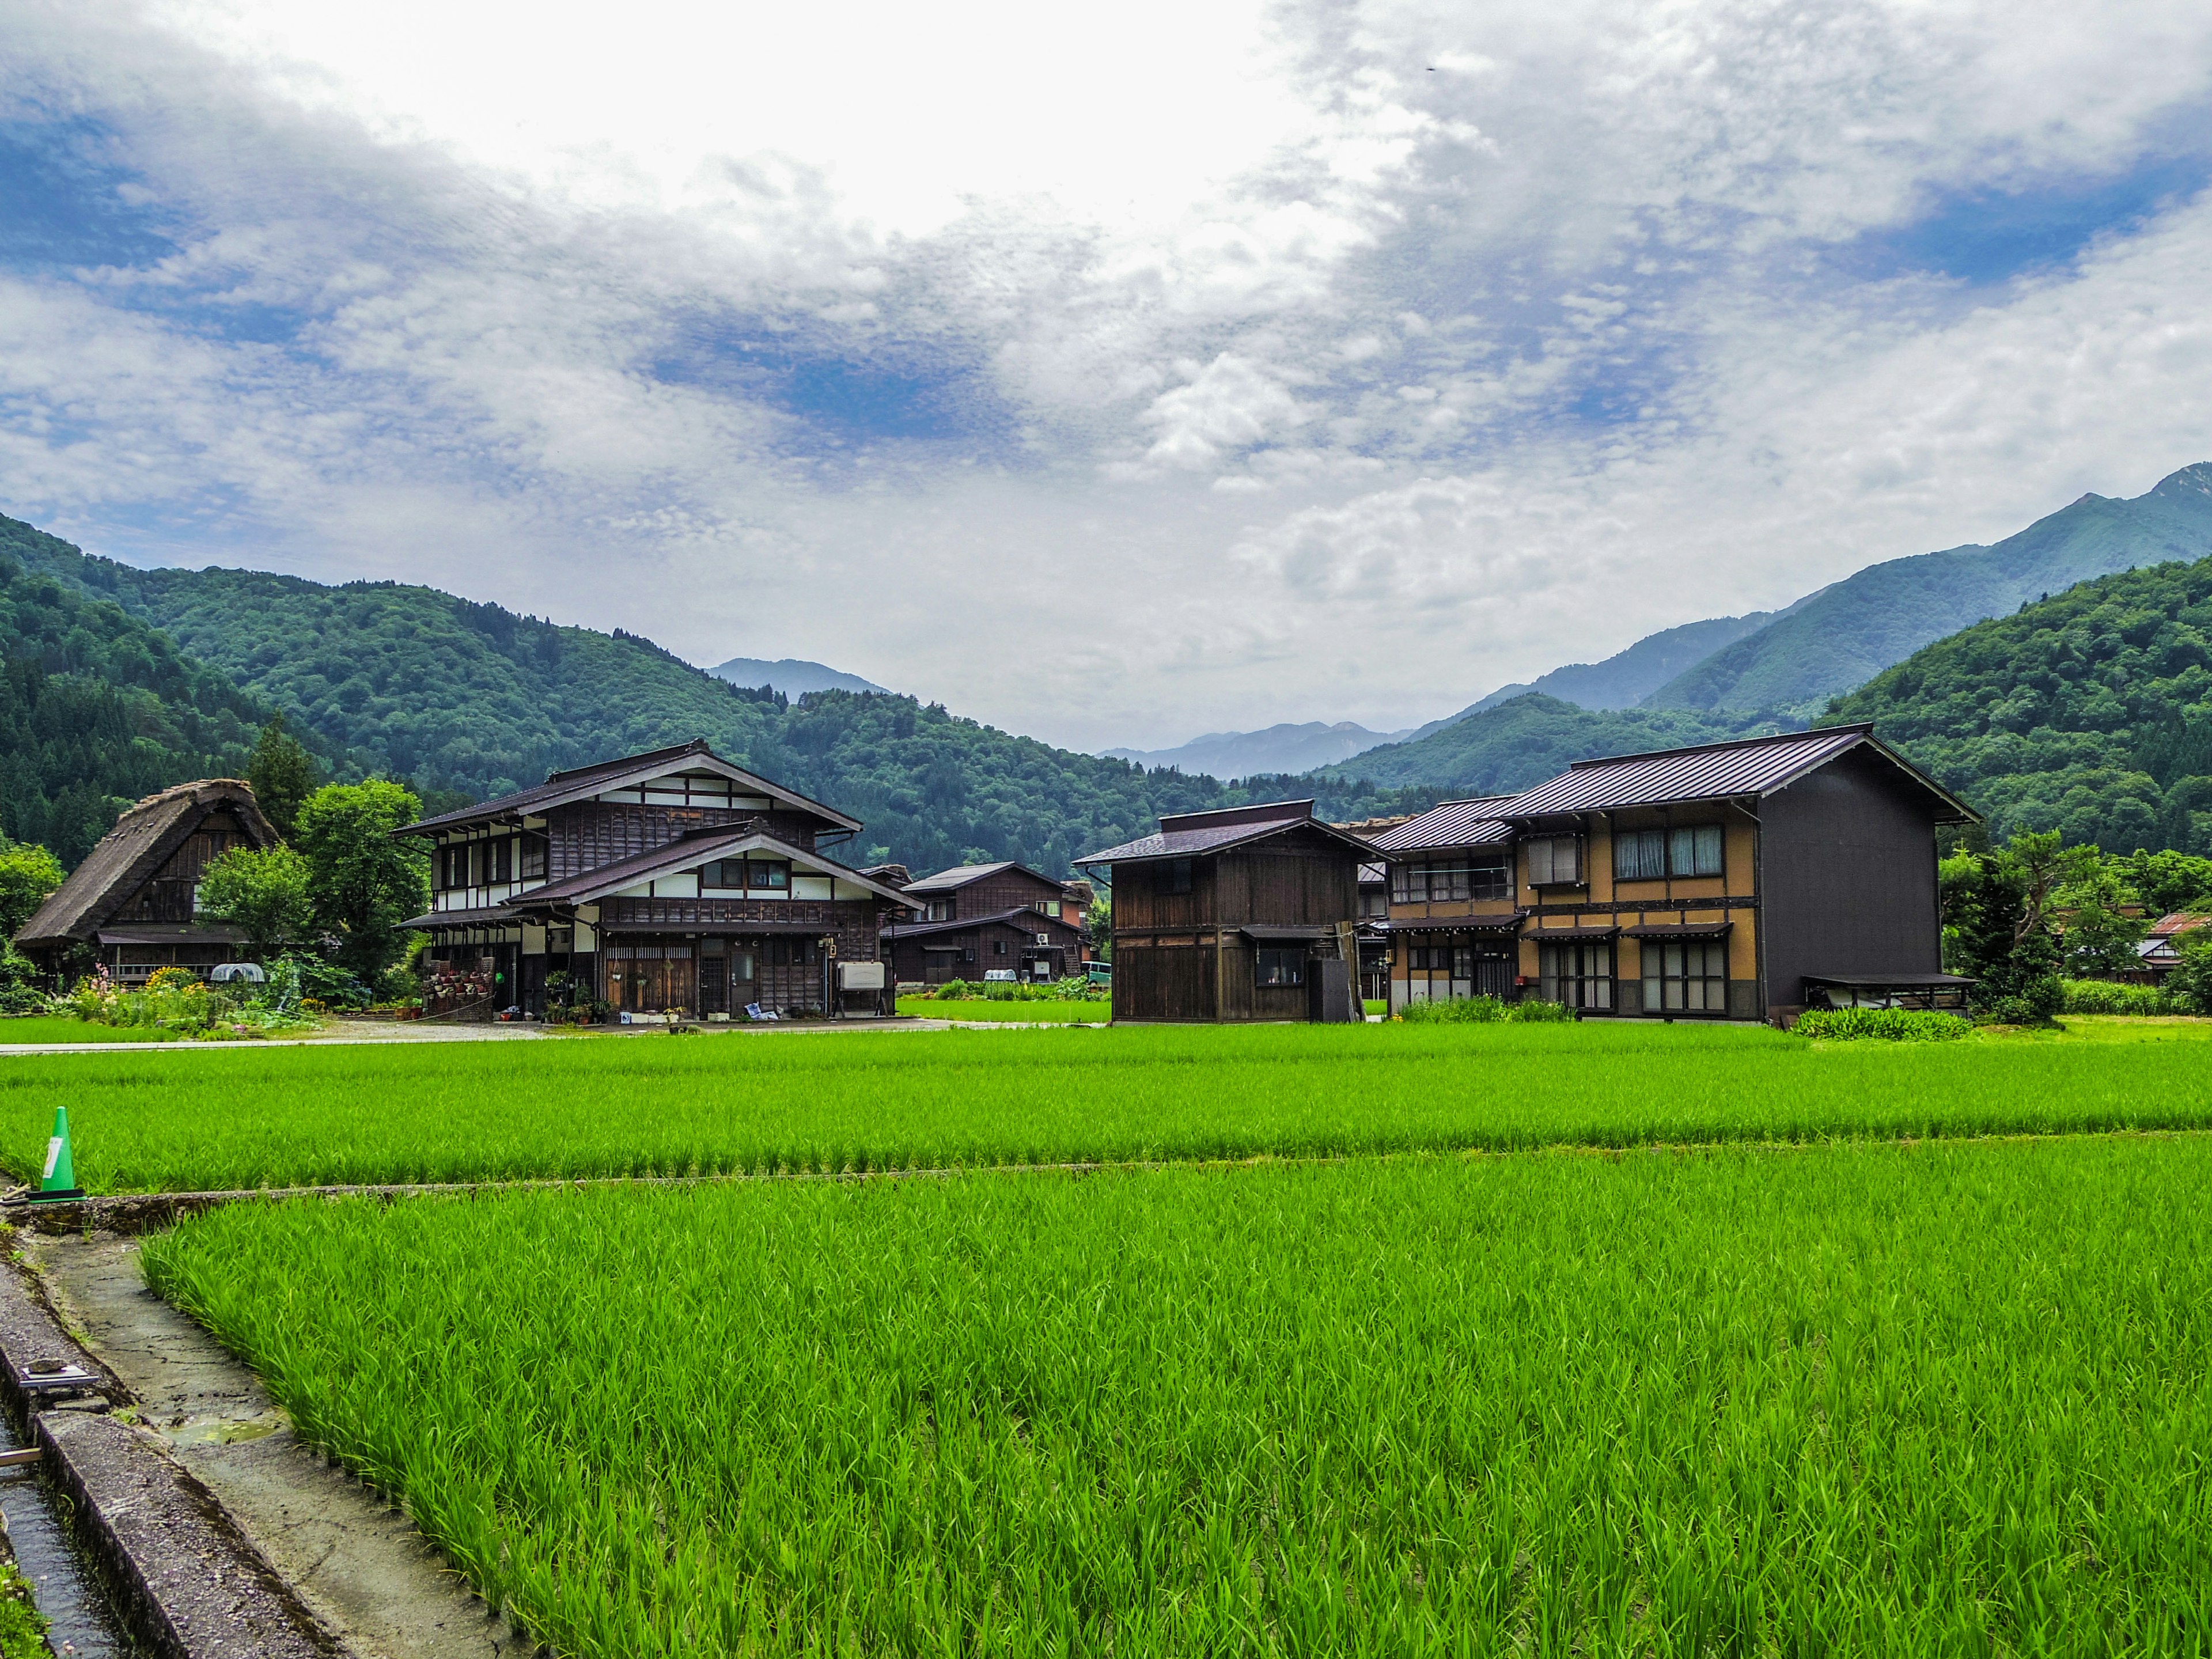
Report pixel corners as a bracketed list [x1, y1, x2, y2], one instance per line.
[145, 1135, 2212, 1657]
[0, 1016, 181, 1044]
[6, 1021, 2212, 1194]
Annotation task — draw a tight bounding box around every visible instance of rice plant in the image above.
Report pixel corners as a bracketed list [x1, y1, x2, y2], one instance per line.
[144, 1136, 2212, 1657]
[10, 1020, 2212, 1194]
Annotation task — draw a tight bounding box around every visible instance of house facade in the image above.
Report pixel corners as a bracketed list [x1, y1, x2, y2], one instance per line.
[1492, 725, 1976, 1020]
[1365, 797, 1522, 1006]
[1077, 801, 1367, 1022]
[397, 740, 918, 1018]
[880, 861, 1086, 985]
[13, 779, 281, 986]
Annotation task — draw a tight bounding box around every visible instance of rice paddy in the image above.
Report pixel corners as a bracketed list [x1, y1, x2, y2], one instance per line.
[143, 1135, 2212, 1658]
[8, 1020, 2212, 1194]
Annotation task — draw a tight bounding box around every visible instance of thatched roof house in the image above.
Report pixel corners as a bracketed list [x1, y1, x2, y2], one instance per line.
[12, 779, 279, 985]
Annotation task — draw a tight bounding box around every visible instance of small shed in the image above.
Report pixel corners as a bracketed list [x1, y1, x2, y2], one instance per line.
[1076, 801, 1369, 1022]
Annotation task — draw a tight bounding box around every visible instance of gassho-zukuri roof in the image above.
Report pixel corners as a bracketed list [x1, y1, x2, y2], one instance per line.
[1366, 796, 1520, 854]
[1075, 800, 1375, 868]
[396, 738, 861, 836]
[1499, 724, 1978, 822]
[14, 778, 279, 949]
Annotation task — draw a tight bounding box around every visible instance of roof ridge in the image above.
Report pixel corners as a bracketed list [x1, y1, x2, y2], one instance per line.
[1565, 723, 1867, 770]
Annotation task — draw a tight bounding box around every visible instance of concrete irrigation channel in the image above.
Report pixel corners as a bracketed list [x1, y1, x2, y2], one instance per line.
[0, 1217, 534, 1658]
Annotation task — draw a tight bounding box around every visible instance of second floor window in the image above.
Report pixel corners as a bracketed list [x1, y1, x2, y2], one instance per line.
[1615, 825, 1724, 880]
[926, 899, 954, 922]
[1391, 856, 1510, 904]
[1162, 858, 1194, 895]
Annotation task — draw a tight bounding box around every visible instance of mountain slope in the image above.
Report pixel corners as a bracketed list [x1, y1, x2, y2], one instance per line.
[1315, 694, 1793, 795]
[1459, 610, 1784, 717]
[1831, 552, 2212, 851]
[2, 515, 1425, 874]
[0, 520, 273, 864]
[1646, 464, 2212, 717]
[709, 657, 889, 697]
[1104, 721, 1416, 780]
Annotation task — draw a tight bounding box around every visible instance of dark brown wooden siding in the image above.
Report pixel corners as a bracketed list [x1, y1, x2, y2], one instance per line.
[1758, 745, 1944, 1009]
[113, 809, 250, 923]
[547, 803, 821, 880]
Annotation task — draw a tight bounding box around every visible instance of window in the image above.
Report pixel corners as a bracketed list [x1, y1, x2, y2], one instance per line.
[1537, 941, 1612, 1009]
[994, 940, 1007, 956]
[1256, 947, 1304, 987]
[926, 899, 954, 922]
[1641, 938, 1729, 1013]
[750, 859, 790, 890]
[1615, 825, 1724, 880]
[1391, 855, 1511, 903]
[488, 838, 514, 884]
[520, 835, 548, 881]
[1162, 858, 1194, 895]
[1525, 837, 1582, 886]
[1039, 899, 1060, 919]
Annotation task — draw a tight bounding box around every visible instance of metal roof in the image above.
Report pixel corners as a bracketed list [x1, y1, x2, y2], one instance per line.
[1076, 802, 1372, 867]
[1366, 796, 1519, 853]
[902, 861, 1070, 896]
[1499, 725, 1976, 821]
[882, 906, 1075, 941]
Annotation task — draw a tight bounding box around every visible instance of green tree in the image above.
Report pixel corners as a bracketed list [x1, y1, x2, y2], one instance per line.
[247, 713, 319, 842]
[2118, 849, 2212, 917]
[294, 780, 430, 979]
[0, 835, 65, 939]
[2052, 846, 2149, 979]
[198, 846, 315, 960]
[2163, 928, 2212, 1014]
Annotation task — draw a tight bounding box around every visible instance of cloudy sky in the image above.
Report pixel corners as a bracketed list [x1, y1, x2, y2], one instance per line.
[5, 0, 2212, 751]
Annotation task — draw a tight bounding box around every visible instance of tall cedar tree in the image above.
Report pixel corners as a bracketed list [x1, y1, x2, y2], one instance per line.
[247, 714, 319, 842]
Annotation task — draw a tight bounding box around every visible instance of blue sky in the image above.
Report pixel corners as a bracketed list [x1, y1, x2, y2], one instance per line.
[3, 0, 2211, 749]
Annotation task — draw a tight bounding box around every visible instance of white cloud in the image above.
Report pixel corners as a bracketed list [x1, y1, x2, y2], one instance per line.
[2, 0, 2211, 754]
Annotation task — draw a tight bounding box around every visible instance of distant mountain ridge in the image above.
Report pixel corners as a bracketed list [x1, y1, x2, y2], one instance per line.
[708, 656, 889, 698]
[1456, 610, 1787, 718]
[1104, 721, 1416, 780]
[1645, 464, 2212, 717]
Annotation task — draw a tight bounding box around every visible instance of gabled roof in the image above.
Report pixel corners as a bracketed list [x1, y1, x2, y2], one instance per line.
[497, 827, 919, 911]
[881, 906, 1077, 941]
[1075, 800, 1374, 867]
[2147, 911, 2212, 938]
[396, 740, 862, 836]
[1367, 796, 1519, 854]
[14, 779, 279, 949]
[1499, 725, 1978, 823]
[903, 861, 1067, 895]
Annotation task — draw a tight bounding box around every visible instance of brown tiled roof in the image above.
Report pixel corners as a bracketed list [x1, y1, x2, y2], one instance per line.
[1077, 800, 1373, 866]
[13, 779, 278, 949]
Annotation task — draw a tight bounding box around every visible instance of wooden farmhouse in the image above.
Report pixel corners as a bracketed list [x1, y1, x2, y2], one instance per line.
[880, 861, 1086, 986]
[13, 779, 280, 986]
[1369, 724, 1976, 1021]
[397, 739, 918, 1018]
[1077, 801, 1369, 1022]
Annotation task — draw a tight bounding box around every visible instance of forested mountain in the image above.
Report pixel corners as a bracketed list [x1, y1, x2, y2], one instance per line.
[1314, 693, 1793, 794]
[1455, 609, 1785, 719]
[1, 514, 1423, 874]
[1833, 554, 2212, 851]
[709, 657, 889, 697]
[1104, 720, 1417, 780]
[0, 518, 274, 863]
[1645, 464, 2212, 717]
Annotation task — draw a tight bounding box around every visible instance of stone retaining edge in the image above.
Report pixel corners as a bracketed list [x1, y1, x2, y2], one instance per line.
[0, 1252, 340, 1658]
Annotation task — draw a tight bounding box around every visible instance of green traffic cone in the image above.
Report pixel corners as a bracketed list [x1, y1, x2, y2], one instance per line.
[31, 1106, 83, 1202]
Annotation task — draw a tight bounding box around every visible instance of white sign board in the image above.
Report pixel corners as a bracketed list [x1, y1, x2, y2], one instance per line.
[838, 961, 887, 990]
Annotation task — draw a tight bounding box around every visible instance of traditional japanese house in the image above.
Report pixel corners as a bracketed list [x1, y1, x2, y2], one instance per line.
[1365, 796, 1522, 1008]
[397, 740, 918, 1018]
[1495, 724, 1976, 1020]
[2124, 911, 2211, 984]
[1075, 801, 1369, 1022]
[12, 779, 281, 986]
[880, 861, 1087, 986]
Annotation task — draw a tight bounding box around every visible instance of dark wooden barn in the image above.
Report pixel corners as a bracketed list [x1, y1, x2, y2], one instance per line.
[880, 860, 1087, 986]
[12, 779, 281, 986]
[1077, 801, 1368, 1022]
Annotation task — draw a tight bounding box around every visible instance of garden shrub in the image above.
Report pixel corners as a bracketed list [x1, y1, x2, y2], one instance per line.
[1399, 997, 1577, 1024]
[2060, 979, 2180, 1016]
[1796, 1007, 1972, 1042]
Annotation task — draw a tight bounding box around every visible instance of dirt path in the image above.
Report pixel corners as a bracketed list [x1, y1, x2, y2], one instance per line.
[25, 1232, 531, 1658]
